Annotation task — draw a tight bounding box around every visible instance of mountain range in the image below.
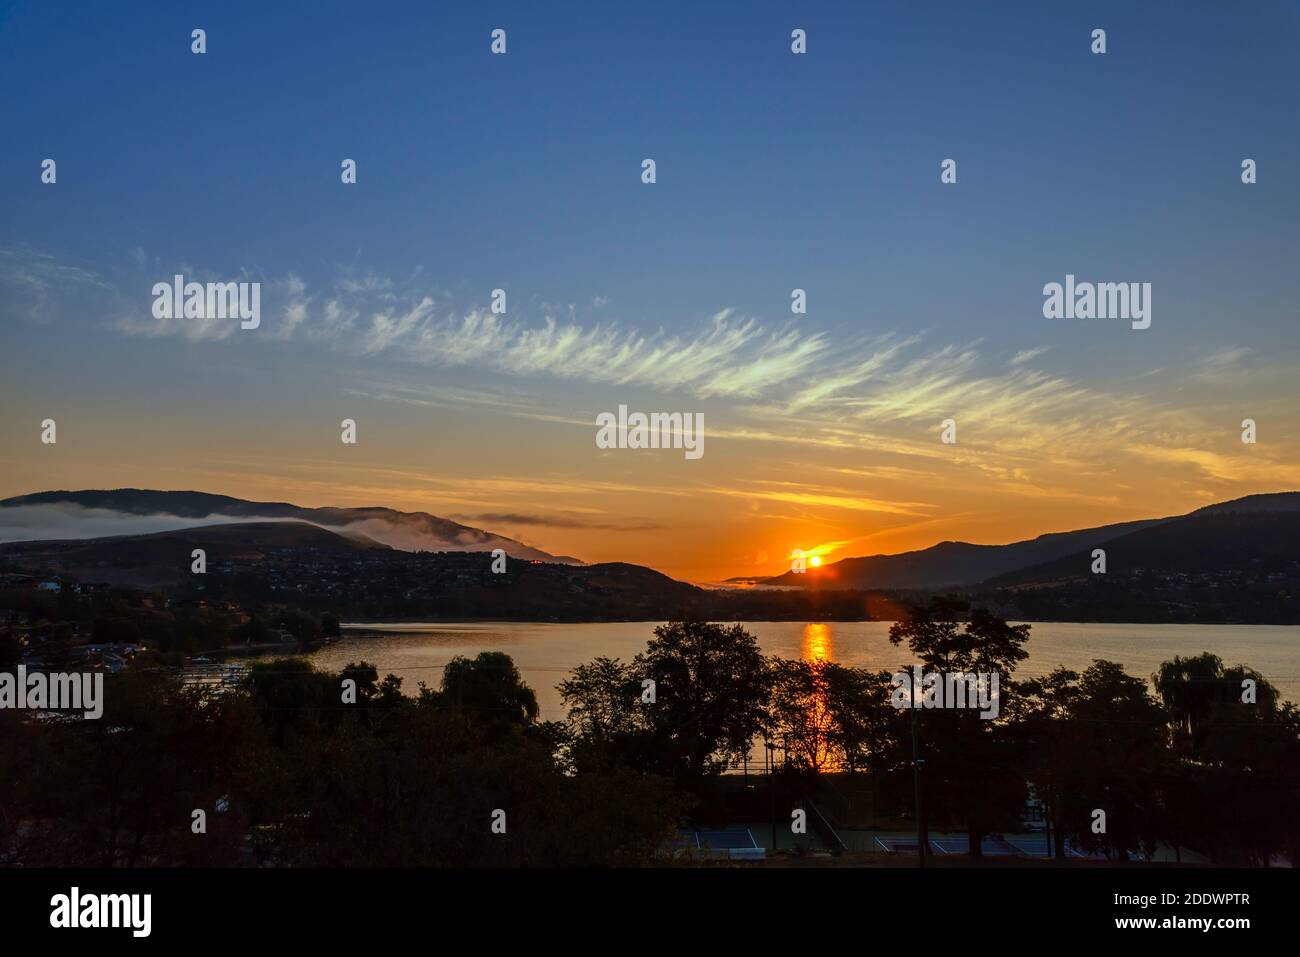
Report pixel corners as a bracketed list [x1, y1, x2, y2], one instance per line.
[764, 492, 1300, 590]
[0, 488, 1296, 623]
[0, 488, 580, 564]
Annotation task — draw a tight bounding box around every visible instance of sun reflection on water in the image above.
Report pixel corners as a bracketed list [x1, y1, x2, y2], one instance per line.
[802, 622, 833, 663]
[798, 623, 837, 770]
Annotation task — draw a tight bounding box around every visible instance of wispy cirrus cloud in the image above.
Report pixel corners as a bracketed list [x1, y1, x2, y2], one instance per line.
[709, 480, 934, 516]
[0, 245, 120, 323]
[97, 255, 832, 400]
[1010, 346, 1051, 365]
[462, 512, 663, 531]
[380, 306, 829, 399]
[6, 248, 1296, 509]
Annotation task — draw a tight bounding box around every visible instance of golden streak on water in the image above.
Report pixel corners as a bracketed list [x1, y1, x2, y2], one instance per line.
[802, 622, 833, 663]
[799, 623, 837, 770]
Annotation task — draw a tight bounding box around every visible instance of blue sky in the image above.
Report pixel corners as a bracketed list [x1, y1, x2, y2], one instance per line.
[5, 1, 1297, 345]
[1, 1, 1297, 579]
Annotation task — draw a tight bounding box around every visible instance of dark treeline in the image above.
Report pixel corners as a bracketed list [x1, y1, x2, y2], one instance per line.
[2, 599, 1297, 866]
[9, 540, 1294, 633]
[0, 653, 684, 867]
[0, 583, 341, 662]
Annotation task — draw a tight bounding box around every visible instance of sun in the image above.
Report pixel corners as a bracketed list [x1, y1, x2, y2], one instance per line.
[787, 542, 844, 571]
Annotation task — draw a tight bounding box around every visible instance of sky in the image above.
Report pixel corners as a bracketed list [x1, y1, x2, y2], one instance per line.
[1, 0, 1298, 582]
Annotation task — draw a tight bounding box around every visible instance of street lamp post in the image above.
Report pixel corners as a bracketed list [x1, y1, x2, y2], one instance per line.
[911, 704, 926, 868]
[766, 738, 777, 853]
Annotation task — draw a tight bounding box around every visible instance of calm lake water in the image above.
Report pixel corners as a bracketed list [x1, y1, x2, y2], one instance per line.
[313, 621, 1300, 722]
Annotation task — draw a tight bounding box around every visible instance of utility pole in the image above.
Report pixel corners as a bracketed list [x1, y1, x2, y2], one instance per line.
[911, 705, 926, 868]
[766, 738, 777, 853]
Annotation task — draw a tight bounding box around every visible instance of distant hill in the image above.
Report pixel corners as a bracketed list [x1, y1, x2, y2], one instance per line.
[1187, 491, 1300, 517]
[0, 521, 385, 587]
[764, 492, 1300, 590]
[966, 505, 1300, 624]
[988, 509, 1300, 587]
[0, 488, 579, 564]
[0, 523, 709, 619]
[765, 518, 1164, 590]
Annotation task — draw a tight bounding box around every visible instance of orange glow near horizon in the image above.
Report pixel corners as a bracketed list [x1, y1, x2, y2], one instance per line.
[786, 541, 844, 573]
[1, 380, 1294, 585]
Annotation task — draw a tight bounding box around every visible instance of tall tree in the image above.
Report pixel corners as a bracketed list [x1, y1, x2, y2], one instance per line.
[634, 621, 770, 778]
[888, 598, 1030, 856]
[560, 621, 769, 780]
[1020, 660, 1170, 860]
[440, 651, 539, 736]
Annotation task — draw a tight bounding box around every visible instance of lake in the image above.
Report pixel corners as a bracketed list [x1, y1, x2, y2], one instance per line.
[313, 620, 1300, 722]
